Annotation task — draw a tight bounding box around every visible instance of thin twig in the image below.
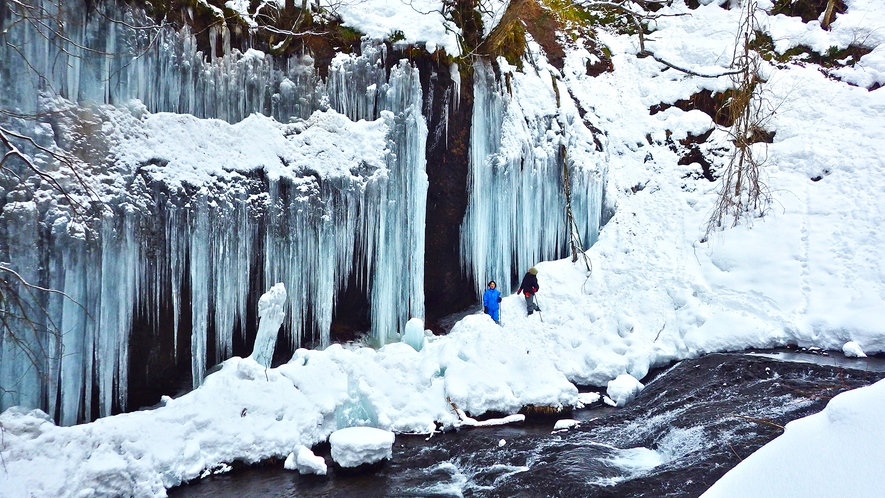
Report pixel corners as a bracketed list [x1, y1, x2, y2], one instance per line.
[726, 441, 744, 461]
[730, 414, 785, 430]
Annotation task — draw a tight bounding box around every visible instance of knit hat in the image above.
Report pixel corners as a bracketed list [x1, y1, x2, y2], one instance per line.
[528, 267, 538, 275]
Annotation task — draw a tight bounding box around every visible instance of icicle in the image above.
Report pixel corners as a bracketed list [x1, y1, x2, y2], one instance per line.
[91, 209, 139, 420]
[167, 206, 183, 364]
[461, 60, 506, 294]
[189, 195, 210, 388]
[361, 59, 428, 345]
[0, 201, 43, 415]
[59, 252, 86, 425]
[460, 61, 603, 296]
[450, 62, 461, 112]
[209, 25, 218, 62]
[221, 23, 231, 56]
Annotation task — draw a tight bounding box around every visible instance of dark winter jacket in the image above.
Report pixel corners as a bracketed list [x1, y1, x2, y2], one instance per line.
[517, 273, 539, 297]
[483, 288, 502, 311]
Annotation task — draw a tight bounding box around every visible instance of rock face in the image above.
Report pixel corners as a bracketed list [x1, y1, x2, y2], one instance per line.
[418, 56, 478, 330]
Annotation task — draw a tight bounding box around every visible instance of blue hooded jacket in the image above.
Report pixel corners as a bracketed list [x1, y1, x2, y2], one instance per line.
[483, 288, 501, 311]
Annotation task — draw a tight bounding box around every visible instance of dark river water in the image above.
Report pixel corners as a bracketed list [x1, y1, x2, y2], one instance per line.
[170, 349, 885, 497]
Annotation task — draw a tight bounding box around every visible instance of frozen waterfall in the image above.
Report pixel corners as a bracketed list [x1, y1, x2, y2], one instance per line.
[0, 1, 426, 423]
[461, 61, 603, 295]
[0, 1, 603, 426]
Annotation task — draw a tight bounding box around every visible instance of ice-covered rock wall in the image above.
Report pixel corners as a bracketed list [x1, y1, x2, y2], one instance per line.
[0, 1, 602, 425]
[0, 1, 426, 424]
[461, 60, 603, 294]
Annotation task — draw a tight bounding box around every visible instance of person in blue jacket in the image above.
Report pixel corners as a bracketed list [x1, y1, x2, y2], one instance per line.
[483, 280, 502, 324]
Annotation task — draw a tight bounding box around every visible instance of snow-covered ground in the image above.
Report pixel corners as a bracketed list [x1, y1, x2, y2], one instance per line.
[700, 376, 885, 498]
[2, 0, 885, 496]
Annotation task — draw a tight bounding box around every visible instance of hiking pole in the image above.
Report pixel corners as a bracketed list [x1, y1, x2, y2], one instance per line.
[534, 296, 544, 322]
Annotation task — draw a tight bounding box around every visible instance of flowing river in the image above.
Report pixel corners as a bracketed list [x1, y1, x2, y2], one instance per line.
[170, 349, 885, 497]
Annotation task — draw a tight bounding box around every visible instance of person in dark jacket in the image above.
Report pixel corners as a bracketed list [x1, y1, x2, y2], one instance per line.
[517, 267, 541, 315]
[482, 280, 502, 324]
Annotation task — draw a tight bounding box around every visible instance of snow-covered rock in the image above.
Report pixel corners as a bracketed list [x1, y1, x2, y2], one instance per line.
[553, 419, 579, 431]
[577, 392, 602, 407]
[454, 410, 526, 428]
[842, 341, 867, 358]
[606, 374, 645, 408]
[328, 427, 395, 468]
[284, 445, 327, 475]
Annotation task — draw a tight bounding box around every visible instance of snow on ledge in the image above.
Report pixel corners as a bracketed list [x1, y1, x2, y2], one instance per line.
[454, 409, 526, 429]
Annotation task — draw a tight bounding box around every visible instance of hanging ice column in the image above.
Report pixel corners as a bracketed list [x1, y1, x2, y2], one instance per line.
[326, 47, 429, 345]
[461, 60, 603, 294]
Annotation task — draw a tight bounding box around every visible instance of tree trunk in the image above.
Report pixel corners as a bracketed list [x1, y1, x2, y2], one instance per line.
[821, 0, 837, 31]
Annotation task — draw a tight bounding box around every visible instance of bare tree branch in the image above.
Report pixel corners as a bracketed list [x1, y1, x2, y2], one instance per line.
[706, 0, 772, 236]
[647, 52, 745, 78]
[581, 1, 745, 79]
[0, 125, 98, 215]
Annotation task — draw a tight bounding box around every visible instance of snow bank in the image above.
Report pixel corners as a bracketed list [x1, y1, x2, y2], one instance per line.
[701, 378, 885, 498]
